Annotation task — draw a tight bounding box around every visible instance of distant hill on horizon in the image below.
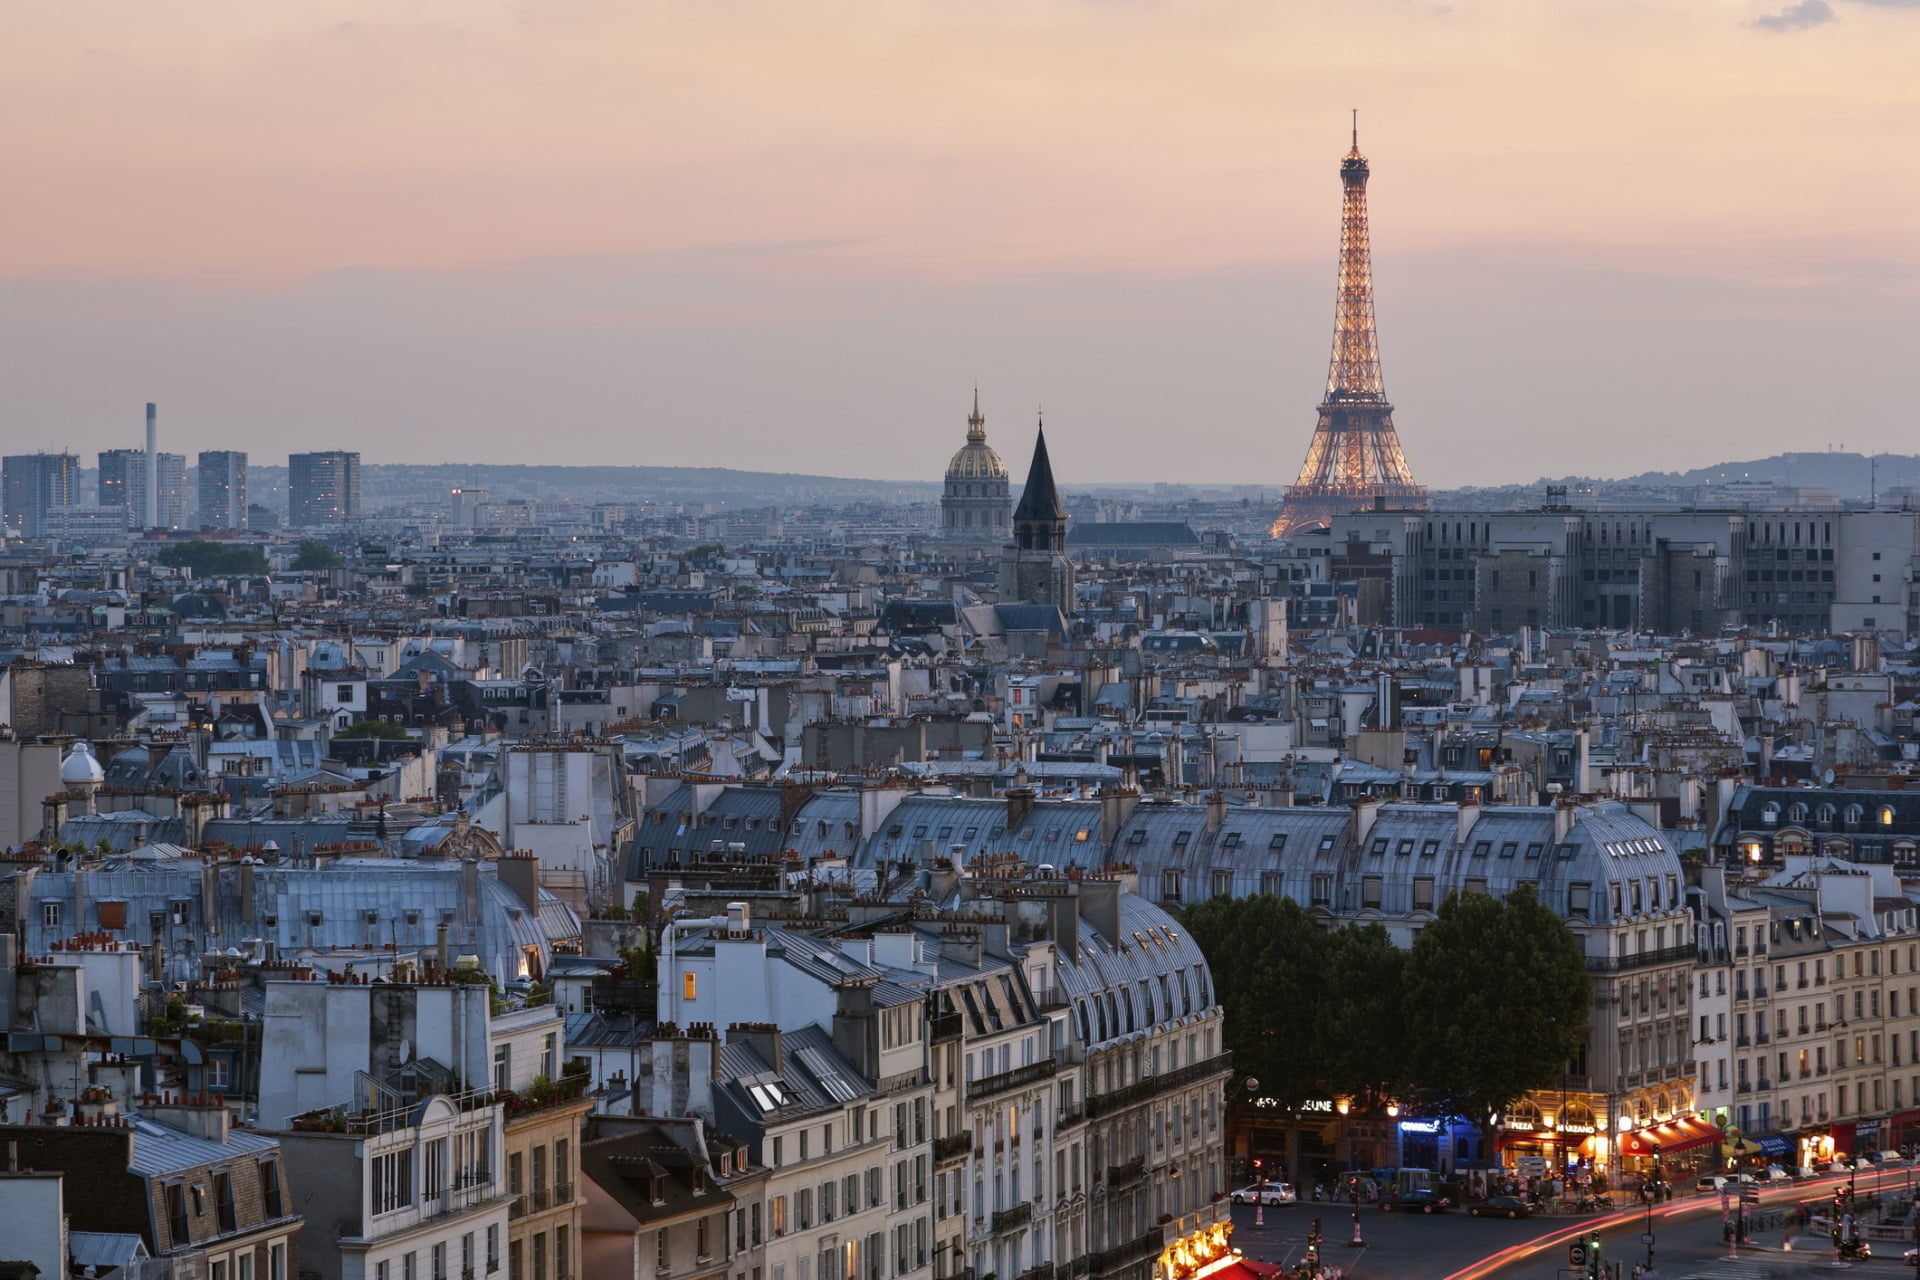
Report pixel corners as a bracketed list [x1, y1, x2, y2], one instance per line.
[1558, 451, 1920, 501]
[220, 452, 1920, 508]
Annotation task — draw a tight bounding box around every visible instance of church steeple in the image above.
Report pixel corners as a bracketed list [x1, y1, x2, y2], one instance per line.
[1012, 418, 1065, 552]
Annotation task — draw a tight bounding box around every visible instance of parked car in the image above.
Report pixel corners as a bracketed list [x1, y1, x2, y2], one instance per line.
[1763, 1164, 1793, 1182]
[1380, 1189, 1452, 1214]
[1466, 1195, 1531, 1219]
[1231, 1182, 1298, 1206]
[1873, 1150, 1907, 1166]
[1696, 1174, 1756, 1192]
[1794, 1165, 1819, 1179]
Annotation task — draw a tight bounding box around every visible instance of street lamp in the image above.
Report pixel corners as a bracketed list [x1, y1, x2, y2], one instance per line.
[1641, 1142, 1661, 1273]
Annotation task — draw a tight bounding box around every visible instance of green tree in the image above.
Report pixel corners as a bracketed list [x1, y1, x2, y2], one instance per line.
[291, 540, 343, 570]
[1183, 893, 1330, 1180]
[1403, 883, 1591, 1148]
[1316, 922, 1410, 1108]
[335, 720, 408, 740]
[157, 541, 269, 576]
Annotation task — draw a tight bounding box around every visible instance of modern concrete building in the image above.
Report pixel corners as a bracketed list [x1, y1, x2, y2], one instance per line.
[199, 451, 249, 530]
[289, 450, 362, 525]
[1325, 504, 1920, 638]
[1, 452, 79, 538]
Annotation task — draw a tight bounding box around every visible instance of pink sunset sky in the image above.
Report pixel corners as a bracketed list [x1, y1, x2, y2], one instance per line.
[2, 0, 1916, 487]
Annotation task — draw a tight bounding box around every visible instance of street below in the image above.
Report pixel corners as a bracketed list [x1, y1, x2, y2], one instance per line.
[1228, 1164, 1920, 1279]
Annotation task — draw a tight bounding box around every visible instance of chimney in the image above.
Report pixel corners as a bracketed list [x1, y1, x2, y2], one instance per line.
[1098, 787, 1140, 839]
[1006, 787, 1037, 837]
[496, 854, 541, 915]
[1456, 798, 1480, 846]
[437, 922, 451, 972]
[1553, 797, 1577, 845]
[725, 901, 750, 938]
[939, 927, 983, 969]
[1076, 877, 1122, 946]
[830, 978, 879, 1080]
[1205, 791, 1227, 833]
[1350, 797, 1381, 849]
[141, 1095, 232, 1144]
[727, 1021, 784, 1072]
[460, 856, 481, 931]
[200, 857, 220, 944]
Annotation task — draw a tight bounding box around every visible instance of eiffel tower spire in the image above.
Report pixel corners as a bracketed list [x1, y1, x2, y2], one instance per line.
[1272, 117, 1426, 538]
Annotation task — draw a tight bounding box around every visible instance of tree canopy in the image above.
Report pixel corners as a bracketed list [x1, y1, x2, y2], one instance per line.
[1185, 885, 1591, 1149]
[156, 541, 268, 576]
[291, 540, 344, 570]
[1403, 883, 1593, 1131]
[334, 719, 409, 740]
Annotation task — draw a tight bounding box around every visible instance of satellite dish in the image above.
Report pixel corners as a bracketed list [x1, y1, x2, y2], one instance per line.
[398, 1038, 412, 1063]
[1824, 768, 1836, 786]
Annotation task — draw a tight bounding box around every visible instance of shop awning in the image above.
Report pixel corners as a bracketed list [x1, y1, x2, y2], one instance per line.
[1756, 1134, 1793, 1157]
[1620, 1115, 1722, 1157]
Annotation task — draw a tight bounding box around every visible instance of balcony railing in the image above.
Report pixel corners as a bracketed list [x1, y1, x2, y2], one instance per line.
[1087, 1054, 1232, 1120]
[973, 1057, 1057, 1102]
[1106, 1155, 1146, 1187]
[931, 1012, 964, 1043]
[508, 1194, 529, 1220]
[1587, 943, 1696, 973]
[991, 1203, 1032, 1233]
[1057, 1102, 1086, 1127]
[1013, 1264, 1055, 1280]
[553, 1181, 573, 1206]
[934, 1132, 972, 1163]
[1090, 1229, 1163, 1276]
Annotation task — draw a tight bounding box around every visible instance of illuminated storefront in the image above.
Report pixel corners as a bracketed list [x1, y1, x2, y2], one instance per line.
[1156, 1221, 1273, 1280]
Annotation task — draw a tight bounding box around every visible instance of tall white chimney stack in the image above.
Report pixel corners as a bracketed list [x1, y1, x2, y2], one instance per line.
[144, 402, 158, 530]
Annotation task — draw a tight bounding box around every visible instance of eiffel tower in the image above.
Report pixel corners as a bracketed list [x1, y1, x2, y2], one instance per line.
[1271, 116, 1427, 538]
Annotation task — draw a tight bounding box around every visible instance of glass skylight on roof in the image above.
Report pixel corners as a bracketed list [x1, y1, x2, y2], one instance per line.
[795, 1046, 860, 1103]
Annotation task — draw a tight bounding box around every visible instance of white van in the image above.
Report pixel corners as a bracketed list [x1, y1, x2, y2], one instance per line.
[1875, 1150, 1907, 1166]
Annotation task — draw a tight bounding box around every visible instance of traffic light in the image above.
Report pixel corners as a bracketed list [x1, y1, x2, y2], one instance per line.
[1253, 1159, 1263, 1173]
[1587, 1232, 1602, 1280]
[1307, 1218, 1321, 1267]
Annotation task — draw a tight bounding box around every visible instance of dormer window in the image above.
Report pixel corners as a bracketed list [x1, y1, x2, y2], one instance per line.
[651, 1175, 666, 1205]
[692, 1168, 708, 1195]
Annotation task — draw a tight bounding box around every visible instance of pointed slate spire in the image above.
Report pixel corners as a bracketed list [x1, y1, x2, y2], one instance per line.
[1013, 417, 1065, 524]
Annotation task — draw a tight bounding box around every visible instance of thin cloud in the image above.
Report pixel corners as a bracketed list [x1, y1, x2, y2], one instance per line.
[1752, 0, 1836, 28]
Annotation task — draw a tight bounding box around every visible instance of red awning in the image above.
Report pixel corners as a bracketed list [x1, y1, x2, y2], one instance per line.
[1207, 1261, 1281, 1280]
[1831, 1121, 1856, 1153]
[1619, 1115, 1722, 1157]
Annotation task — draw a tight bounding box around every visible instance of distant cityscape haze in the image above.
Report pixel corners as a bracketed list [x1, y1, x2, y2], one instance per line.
[2, 1, 1915, 488]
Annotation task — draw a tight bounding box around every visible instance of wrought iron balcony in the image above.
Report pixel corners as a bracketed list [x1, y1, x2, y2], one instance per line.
[1090, 1229, 1164, 1275]
[973, 1057, 1057, 1101]
[1106, 1155, 1146, 1187]
[1086, 1054, 1232, 1119]
[991, 1203, 1032, 1233]
[934, 1132, 973, 1163]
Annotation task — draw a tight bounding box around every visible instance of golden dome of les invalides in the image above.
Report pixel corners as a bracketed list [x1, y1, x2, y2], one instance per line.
[946, 394, 1008, 481]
